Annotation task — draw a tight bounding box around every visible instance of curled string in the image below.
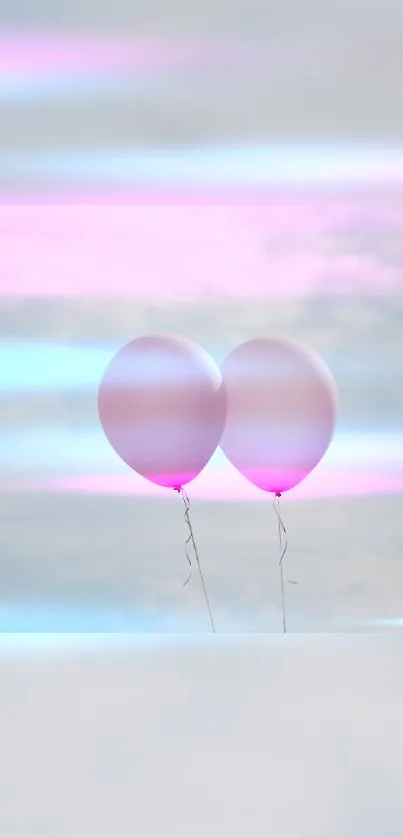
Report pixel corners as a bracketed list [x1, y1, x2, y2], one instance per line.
[174, 487, 216, 633]
[273, 492, 297, 633]
[177, 488, 193, 588]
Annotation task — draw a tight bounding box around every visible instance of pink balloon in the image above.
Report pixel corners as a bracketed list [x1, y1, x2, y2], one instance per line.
[98, 334, 226, 489]
[220, 337, 338, 494]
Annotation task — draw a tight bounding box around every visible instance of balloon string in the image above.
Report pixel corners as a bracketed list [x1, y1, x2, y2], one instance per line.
[179, 491, 193, 589]
[272, 492, 296, 633]
[174, 487, 216, 634]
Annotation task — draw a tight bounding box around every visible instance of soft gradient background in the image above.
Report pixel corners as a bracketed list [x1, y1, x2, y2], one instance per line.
[1, 0, 403, 834]
[1, 208, 402, 633]
[0, 634, 402, 838]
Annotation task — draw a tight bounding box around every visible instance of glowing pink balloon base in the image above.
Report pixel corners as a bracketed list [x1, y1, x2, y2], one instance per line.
[234, 466, 317, 495]
[140, 472, 198, 490]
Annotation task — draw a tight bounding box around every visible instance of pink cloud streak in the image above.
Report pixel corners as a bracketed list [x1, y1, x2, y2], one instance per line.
[0, 32, 277, 77]
[4, 469, 403, 502]
[0, 34, 203, 75]
[0, 202, 397, 299]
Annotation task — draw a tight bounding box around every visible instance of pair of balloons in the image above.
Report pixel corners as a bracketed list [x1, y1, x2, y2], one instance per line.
[98, 334, 337, 495]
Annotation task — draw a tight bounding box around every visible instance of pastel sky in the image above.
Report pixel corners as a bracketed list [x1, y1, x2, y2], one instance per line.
[1, 199, 403, 297]
[1, 291, 402, 635]
[2, 0, 403, 834]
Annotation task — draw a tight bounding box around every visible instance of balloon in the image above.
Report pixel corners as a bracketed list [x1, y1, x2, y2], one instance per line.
[220, 337, 337, 494]
[98, 334, 226, 489]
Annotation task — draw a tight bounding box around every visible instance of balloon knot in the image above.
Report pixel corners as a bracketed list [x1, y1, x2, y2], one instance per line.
[173, 486, 181, 493]
[275, 491, 282, 498]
